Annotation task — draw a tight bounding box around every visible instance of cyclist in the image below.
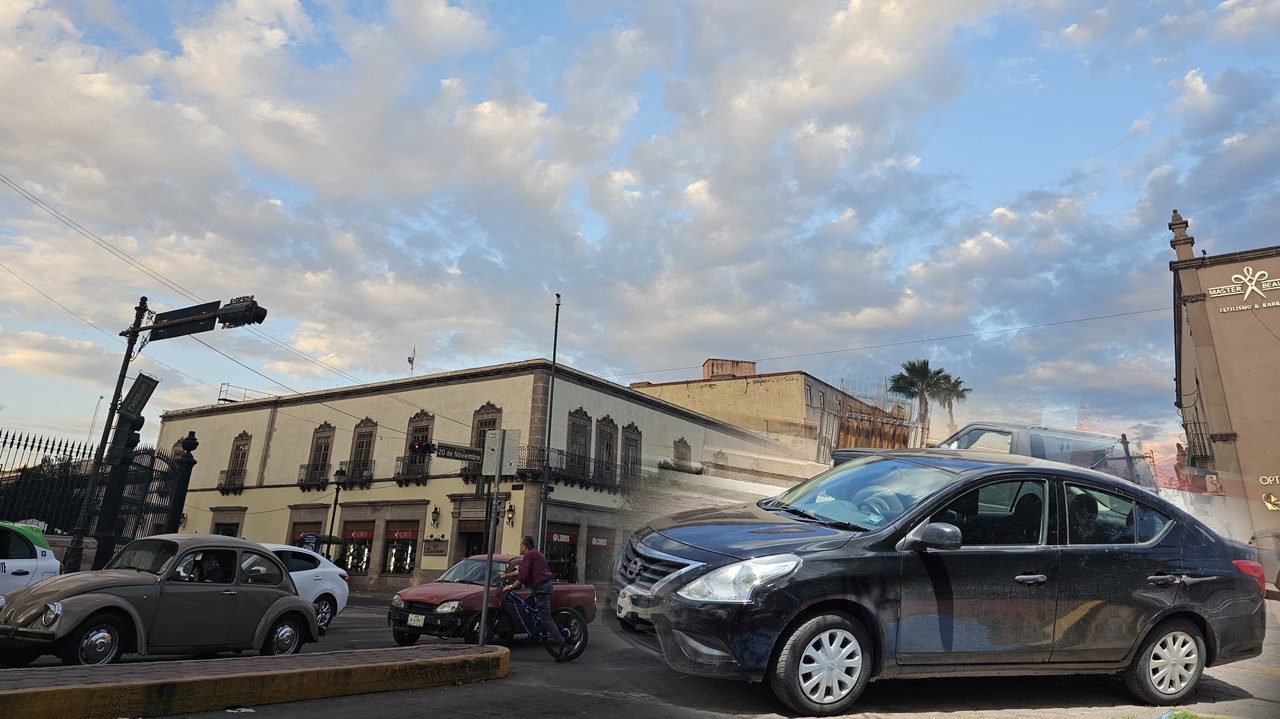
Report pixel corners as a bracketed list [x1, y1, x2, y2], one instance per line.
[500, 535, 568, 661]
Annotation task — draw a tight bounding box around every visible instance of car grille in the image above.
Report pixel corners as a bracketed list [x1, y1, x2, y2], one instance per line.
[614, 538, 700, 592]
[404, 601, 438, 614]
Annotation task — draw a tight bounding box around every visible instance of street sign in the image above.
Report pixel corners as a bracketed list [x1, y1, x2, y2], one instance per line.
[483, 429, 521, 477]
[436, 442, 484, 463]
[117, 373, 159, 420]
[149, 301, 220, 341]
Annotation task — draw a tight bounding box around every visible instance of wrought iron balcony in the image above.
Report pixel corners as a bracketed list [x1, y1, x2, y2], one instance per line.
[297, 462, 330, 491]
[337, 459, 374, 490]
[1183, 420, 1213, 465]
[394, 455, 430, 487]
[217, 469, 246, 496]
[519, 445, 623, 493]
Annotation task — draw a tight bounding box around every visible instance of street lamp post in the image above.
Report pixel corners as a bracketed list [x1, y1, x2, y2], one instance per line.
[538, 294, 561, 547]
[326, 469, 345, 560]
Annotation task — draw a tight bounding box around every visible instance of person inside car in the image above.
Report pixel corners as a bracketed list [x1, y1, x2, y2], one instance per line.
[192, 552, 229, 583]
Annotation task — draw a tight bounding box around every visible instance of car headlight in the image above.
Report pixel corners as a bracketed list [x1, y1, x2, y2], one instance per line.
[42, 602, 62, 627]
[676, 554, 802, 604]
[390, 594, 405, 609]
[0, 595, 6, 612]
[436, 600, 461, 614]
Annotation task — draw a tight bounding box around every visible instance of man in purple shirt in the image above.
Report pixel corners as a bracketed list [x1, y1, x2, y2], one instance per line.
[501, 535, 568, 661]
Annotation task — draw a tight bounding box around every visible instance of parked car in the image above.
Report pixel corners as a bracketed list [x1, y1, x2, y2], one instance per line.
[388, 554, 597, 646]
[260, 543, 349, 629]
[0, 521, 62, 595]
[0, 533, 321, 667]
[612, 449, 1267, 716]
[1248, 530, 1279, 589]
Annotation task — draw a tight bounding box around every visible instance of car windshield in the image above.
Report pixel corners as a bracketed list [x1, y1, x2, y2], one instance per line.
[105, 538, 179, 574]
[436, 558, 506, 585]
[767, 456, 958, 529]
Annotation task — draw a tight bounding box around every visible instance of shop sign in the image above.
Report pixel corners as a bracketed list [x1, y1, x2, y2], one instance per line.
[1260, 475, 1280, 485]
[1264, 493, 1280, 512]
[387, 529, 419, 540]
[588, 536, 610, 547]
[1209, 266, 1280, 313]
[345, 529, 374, 540]
[298, 533, 320, 553]
[547, 531, 578, 544]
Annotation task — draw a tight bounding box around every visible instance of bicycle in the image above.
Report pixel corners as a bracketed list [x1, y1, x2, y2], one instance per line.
[480, 588, 588, 662]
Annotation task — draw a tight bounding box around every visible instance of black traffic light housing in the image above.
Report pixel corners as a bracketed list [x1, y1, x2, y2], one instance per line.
[216, 296, 268, 328]
[409, 440, 437, 457]
[104, 414, 145, 466]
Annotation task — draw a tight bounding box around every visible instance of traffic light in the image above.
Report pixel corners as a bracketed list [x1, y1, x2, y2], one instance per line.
[216, 296, 268, 328]
[104, 415, 145, 466]
[409, 440, 436, 457]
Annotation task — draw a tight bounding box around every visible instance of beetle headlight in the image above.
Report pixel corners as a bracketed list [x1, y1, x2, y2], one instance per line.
[390, 594, 405, 609]
[42, 602, 62, 627]
[436, 600, 461, 614]
[0, 595, 6, 613]
[677, 554, 802, 604]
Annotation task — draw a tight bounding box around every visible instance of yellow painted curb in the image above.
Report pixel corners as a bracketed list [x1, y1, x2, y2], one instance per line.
[0, 647, 509, 719]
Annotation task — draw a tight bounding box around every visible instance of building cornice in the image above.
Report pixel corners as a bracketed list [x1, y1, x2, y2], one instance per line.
[1170, 245, 1280, 271]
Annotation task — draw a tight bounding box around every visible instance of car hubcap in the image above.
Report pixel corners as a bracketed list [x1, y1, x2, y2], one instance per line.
[270, 623, 299, 654]
[798, 628, 863, 704]
[317, 601, 332, 626]
[1148, 630, 1199, 694]
[79, 626, 117, 664]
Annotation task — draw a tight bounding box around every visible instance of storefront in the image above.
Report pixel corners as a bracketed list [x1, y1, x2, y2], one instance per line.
[584, 530, 615, 583]
[383, 520, 419, 575]
[340, 521, 375, 575]
[545, 522, 578, 582]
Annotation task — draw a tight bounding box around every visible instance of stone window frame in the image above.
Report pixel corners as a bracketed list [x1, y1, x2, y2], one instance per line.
[595, 416, 618, 484]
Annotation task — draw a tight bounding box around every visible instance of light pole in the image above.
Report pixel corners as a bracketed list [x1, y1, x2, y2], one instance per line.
[326, 469, 345, 560]
[538, 293, 561, 547]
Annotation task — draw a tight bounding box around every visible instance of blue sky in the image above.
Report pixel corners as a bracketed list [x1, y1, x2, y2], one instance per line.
[3, 0, 1280, 477]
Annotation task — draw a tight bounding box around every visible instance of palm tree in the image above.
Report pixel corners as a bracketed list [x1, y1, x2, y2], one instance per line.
[935, 373, 973, 436]
[889, 359, 947, 446]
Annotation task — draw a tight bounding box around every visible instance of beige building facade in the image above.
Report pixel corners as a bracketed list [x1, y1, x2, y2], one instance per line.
[1168, 210, 1280, 541]
[156, 359, 815, 593]
[629, 359, 914, 466]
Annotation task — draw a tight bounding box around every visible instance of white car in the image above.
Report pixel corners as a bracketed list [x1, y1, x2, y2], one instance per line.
[0, 521, 62, 596]
[260, 543, 349, 628]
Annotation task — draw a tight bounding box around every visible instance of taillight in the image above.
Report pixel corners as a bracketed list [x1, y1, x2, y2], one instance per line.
[1233, 559, 1266, 595]
[340, 573, 349, 583]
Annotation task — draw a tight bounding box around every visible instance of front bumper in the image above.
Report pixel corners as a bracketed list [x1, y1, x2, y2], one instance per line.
[386, 606, 466, 637]
[0, 623, 57, 649]
[611, 584, 782, 682]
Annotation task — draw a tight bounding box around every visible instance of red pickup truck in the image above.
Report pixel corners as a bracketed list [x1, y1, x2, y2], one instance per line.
[387, 554, 597, 645]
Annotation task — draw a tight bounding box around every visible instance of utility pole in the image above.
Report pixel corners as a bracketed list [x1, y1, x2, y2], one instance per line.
[93, 297, 150, 467]
[538, 294, 561, 549]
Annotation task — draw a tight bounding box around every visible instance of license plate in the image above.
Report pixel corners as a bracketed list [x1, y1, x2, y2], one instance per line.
[407, 614, 425, 627]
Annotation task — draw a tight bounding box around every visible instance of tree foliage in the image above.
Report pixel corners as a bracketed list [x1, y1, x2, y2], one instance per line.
[888, 360, 972, 446]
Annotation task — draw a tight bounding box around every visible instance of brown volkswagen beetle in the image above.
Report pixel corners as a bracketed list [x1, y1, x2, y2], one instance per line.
[0, 533, 321, 667]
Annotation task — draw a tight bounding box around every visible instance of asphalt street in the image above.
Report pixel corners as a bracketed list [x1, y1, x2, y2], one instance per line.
[139, 593, 1280, 719]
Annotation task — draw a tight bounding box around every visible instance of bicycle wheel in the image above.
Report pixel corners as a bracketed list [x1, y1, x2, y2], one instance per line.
[546, 608, 588, 661]
[481, 611, 514, 646]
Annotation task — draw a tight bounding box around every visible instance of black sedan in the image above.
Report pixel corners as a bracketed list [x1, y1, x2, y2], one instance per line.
[612, 450, 1268, 716]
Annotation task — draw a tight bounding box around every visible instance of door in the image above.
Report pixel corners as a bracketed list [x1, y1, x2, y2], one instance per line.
[897, 478, 1059, 664]
[1050, 483, 1180, 662]
[0, 526, 42, 594]
[228, 550, 291, 646]
[150, 549, 238, 648]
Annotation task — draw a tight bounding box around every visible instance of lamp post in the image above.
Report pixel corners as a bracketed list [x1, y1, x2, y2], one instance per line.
[326, 469, 346, 560]
[538, 293, 561, 547]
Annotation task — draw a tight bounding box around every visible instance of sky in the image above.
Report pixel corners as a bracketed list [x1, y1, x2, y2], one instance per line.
[2, 0, 1279, 480]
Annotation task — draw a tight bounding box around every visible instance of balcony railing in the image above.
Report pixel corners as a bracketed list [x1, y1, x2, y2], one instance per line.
[337, 459, 374, 490]
[1183, 421, 1213, 464]
[217, 468, 246, 496]
[297, 462, 330, 491]
[394, 455, 430, 487]
[519, 445, 624, 493]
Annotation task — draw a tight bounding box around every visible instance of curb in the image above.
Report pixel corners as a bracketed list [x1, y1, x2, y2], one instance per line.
[0, 645, 509, 719]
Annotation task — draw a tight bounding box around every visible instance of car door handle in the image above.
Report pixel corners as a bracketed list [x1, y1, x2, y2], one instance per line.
[1015, 574, 1048, 586]
[11, 570, 29, 576]
[1147, 574, 1180, 587]
[222, 590, 238, 596]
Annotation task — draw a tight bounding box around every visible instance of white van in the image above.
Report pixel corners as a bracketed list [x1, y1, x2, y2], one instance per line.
[935, 422, 1157, 488]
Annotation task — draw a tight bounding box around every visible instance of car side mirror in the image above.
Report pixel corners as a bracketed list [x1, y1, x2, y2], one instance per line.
[900, 522, 962, 552]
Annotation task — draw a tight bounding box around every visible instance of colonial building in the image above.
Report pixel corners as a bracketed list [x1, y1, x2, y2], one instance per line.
[1168, 210, 1280, 541]
[155, 359, 819, 593]
[628, 359, 914, 466]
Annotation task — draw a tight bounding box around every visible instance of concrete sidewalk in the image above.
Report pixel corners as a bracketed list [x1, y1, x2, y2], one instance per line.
[0, 643, 508, 719]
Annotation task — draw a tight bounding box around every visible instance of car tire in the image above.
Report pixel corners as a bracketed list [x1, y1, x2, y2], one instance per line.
[548, 608, 588, 661]
[770, 612, 872, 717]
[60, 612, 127, 666]
[260, 615, 304, 656]
[315, 595, 337, 629]
[0, 650, 40, 668]
[1124, 618, 1206, 705]
[466, 611, 514, 645]
[392, 629, 420, 646]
